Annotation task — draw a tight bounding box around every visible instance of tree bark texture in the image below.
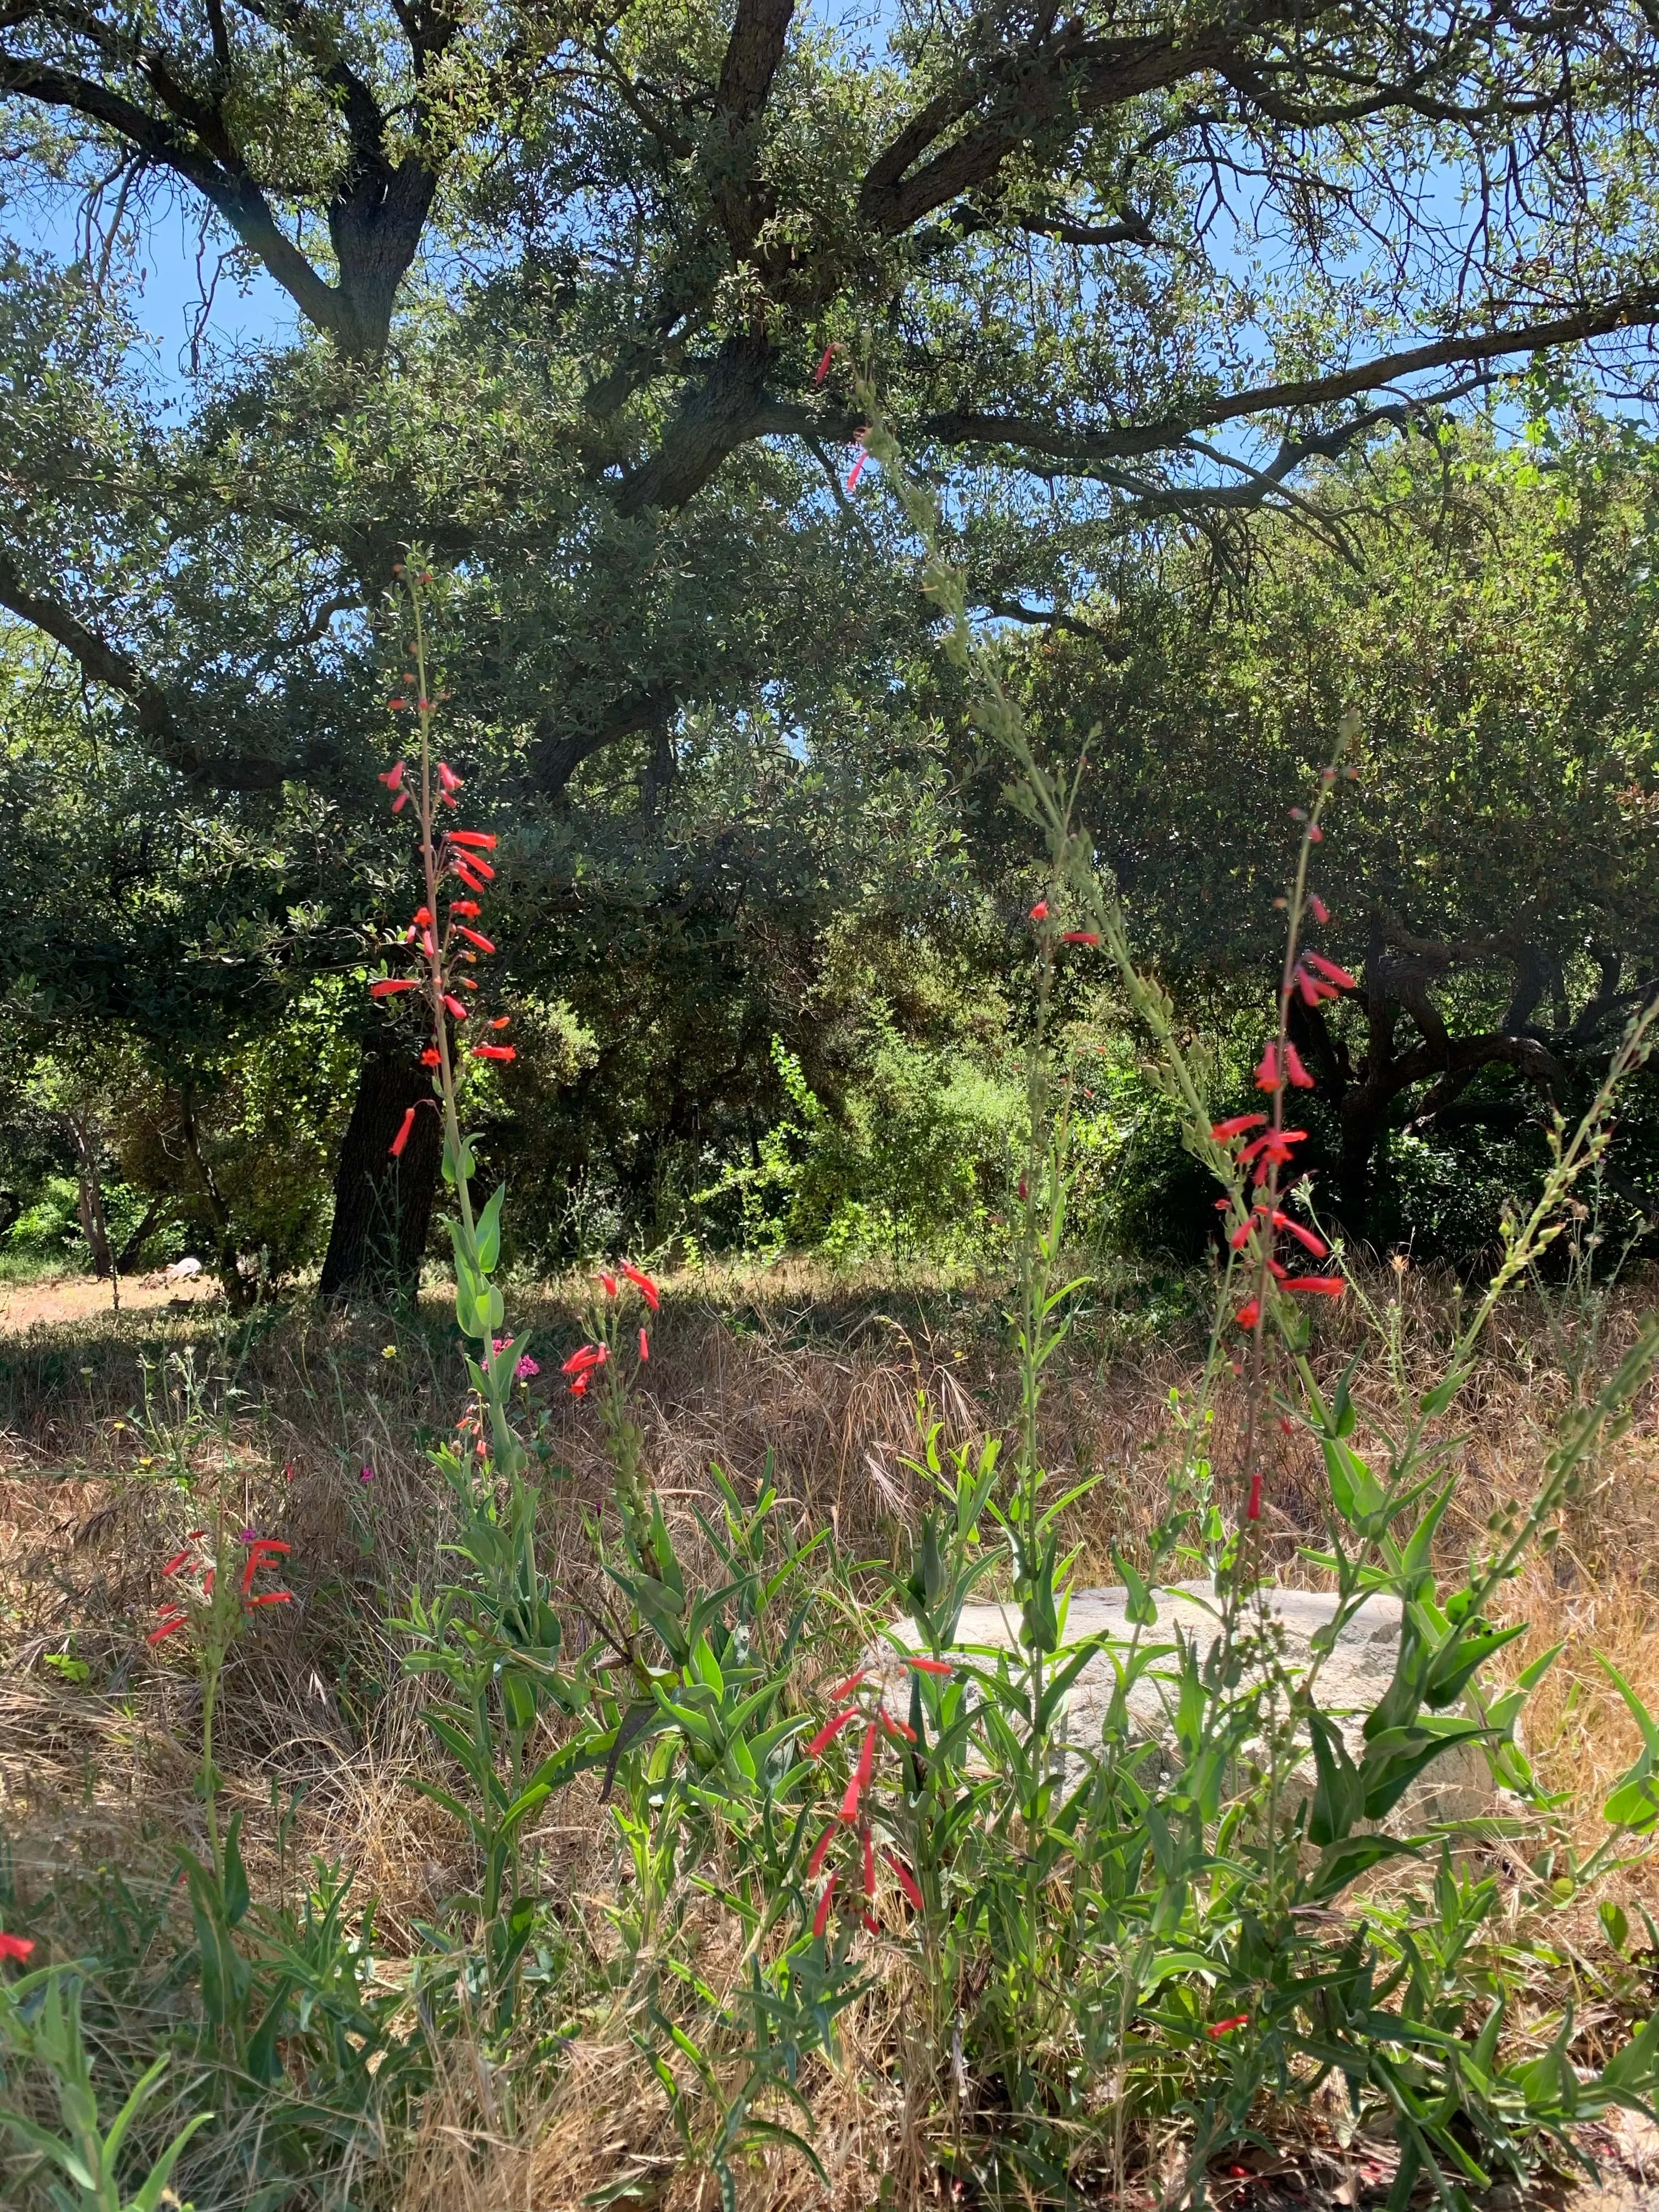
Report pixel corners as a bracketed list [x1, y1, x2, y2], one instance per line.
[319, 1048, 444, 1305]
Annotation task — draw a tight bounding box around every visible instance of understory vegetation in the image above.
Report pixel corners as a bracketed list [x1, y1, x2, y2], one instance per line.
[2, 539, 1657, 2212]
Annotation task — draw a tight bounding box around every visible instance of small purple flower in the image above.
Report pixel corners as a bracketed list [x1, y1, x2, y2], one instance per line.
[515, 1355, 540, 1380]
[359, 1464, 376, 1485]
[238, 1527, 259, 1543]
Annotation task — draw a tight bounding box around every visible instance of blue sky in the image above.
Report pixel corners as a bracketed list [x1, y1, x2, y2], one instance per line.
[22, 177, 296, 380]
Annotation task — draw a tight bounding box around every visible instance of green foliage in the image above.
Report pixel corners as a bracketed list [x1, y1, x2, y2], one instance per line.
[693, 1029, 1025, 1262]
[0, 1970, 211, 2212]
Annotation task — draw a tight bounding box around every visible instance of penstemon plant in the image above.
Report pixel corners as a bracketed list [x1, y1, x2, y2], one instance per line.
[368, 551, 523, 1484]
[369, 555, 585, 2035]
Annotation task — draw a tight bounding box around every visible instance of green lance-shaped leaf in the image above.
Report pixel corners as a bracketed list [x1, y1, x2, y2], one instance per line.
[1596, 1651, 1659, 1831]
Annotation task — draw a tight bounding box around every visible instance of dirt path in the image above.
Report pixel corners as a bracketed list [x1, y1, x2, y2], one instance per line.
[0, 1271, 221, 1333]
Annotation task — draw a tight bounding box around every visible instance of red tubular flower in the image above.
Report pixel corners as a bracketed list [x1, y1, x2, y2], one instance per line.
[448, 830, 498, 850]
[1207, 2015, 1250, 2039]
[369, 978, 420, 998]
[639, 1327, 649, 1361]
[883, 1849, 924, 1911]
[490, 1016, 510, 1030]
[862, 1825, 876, 1899]
[1283, 1274, 1346, 1297]
[471, 1044, 517, 1062]
[1304, 950, 1356, 990]
[1062, 930, 1101, 946]
[248, 1590, 293, 1609]
[1308, 894, 1330, 924]
[412, 906, 432, 928]
[456, 926, 496, 953]
[1272, 1211, 1328, 1257]
[1029, 901, 1048, 919]
[1238, 1128, 1307, 1170]
[847, 451, 867, 490]
[827, 1667, 870, 1701]
[443, 995, 467, 1020]
[387, 697, 409, 712]
[561, 1344, 609, 1376]
[421, 1048, 441, 1067]
[840, 1722, 878, 1822]
[1227, 1218, 1254, 1252]
[599, 1272, 618, 1296]
[814, 342, 836, 384]
[621, 1262, 661, 1311]
[1254, 1041, 1314, 1091]
[1235, 1299, 1261, 1330]
[570, 1373, 589, 1398]
[161, 1549, 192, 1576]
[390, 1106, 417, 1158]
[879, 1709, 917, 1743]
[1246, 1472, 1262, 1522]
[148, 1611, 188, 1644]
[1211, 1113, 1268, 1142]
[392, 791, 410, 813]
[812, 1871, 838, 1937]
[1295, 964, 1340, 1007]
[453, 862, 487, 892]
[438, 761, 462, 793]
[808, 1820, 837, 1878]
[378, 760, 405, 791]
[806, 1706, 859, 1757]
[904, 1655, 952, 1677]
[239, 1539, 290, 1593]
[451, 900, 481, 917]
[0, 1932, 35, 1962]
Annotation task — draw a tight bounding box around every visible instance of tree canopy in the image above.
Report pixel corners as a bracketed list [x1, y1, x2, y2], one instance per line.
[4, 0, 1659, 1282]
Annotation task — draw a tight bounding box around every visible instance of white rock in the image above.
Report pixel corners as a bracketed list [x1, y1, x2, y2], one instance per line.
[882, 1581, 1495, 1826]
[166, 1256, 204, 1282]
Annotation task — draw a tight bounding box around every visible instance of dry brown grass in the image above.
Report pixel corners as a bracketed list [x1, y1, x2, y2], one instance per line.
[1, 1252, 1657, 2207]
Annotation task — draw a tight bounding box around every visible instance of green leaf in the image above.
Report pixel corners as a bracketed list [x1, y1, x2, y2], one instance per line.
[1112, 1551, 1157, 1626]
[1423, 1619, 1527, 1707]
[1397, 1478, 1455, 1590]
[1595, 1651, 1659, 1762]
[1357, 1720, 1485, 1820]
[100, 2052, 171, 2171]
[1322, 1437, 1384, 1528]
[223, 1810, 251, 1926]
[1309, 1833, 1423, 1898]
[475, 1182, 506, 1274]
[1419, 1374, 1465, 1419]
[1308, 1709, 1363, 1847]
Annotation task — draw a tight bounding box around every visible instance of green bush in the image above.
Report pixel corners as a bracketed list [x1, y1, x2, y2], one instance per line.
[692, 1029, 1025, 1262]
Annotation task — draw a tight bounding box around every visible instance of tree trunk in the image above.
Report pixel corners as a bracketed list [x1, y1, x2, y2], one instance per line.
[62, 1113, 115, 1279]
[177, 1087, 253, 1313]
[318, 1047, 444, 1305]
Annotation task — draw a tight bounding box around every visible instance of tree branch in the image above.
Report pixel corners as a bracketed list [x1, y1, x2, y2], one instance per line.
[527, 683, 678, 797]
[0, 549, 337, 789]
[913, 291, 1659, 470]
[704, 0, 795, 256]
[857, 10, 1272, 236]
